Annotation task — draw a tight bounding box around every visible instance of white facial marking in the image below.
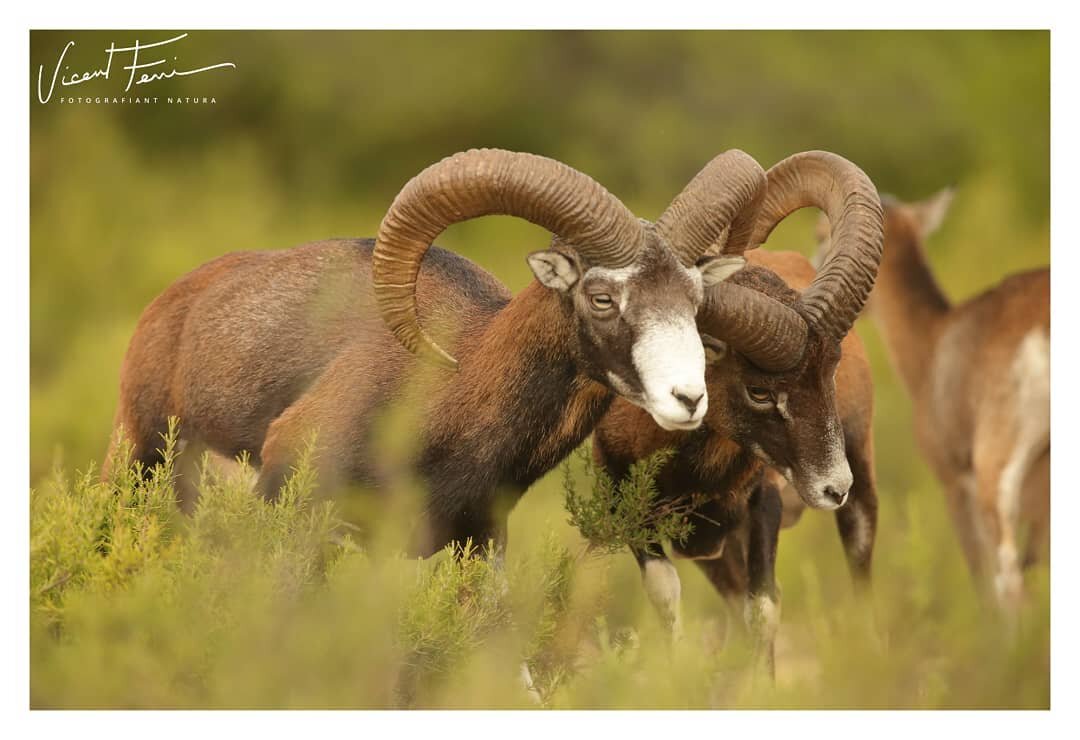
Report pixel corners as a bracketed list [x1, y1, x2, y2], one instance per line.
[586, 264, 642, 311]
[586, 264, 642, 282]
[632, 310, 708, 431]
[794, 416, 852, 510]
[775, 391, 792, 421]
[594, 260, 709, 430]
[642, 559, 683, 640]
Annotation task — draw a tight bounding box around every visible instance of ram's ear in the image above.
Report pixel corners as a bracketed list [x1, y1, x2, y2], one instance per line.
[697, 255, 746, 287]
[701, 333, 728, 364]
[527, 250, 580, 292]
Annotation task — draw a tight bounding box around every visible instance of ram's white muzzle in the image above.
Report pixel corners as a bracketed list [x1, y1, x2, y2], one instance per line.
[633, 315, 708, 431]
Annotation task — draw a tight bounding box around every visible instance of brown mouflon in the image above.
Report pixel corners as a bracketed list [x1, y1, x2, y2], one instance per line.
[593, 151, 883, 677]
[105, 148, 773, 557]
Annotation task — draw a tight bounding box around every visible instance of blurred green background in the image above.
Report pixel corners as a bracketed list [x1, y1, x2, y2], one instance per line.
[29, 30, 1050, 708]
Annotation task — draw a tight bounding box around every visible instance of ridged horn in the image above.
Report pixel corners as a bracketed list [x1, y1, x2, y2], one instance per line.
[655, 150, 768, 265]
[699, 282, 808, 372]
[373, 148, 646, 369]
[749, 150, 884, 340]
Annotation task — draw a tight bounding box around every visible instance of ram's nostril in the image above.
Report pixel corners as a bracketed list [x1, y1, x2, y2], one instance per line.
[672, 389, 704, 414]
[823, 486, 849, 507]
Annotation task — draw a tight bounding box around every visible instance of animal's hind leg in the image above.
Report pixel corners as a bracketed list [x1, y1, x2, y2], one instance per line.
[694, 532, 757, 661]
[973, 436, 1047, 614]
[942, 474, 988, 592]
[257, 393, 342, 504]
[974, 337, 1049, 614]
[979, 440, 1048, 614]
[103, 408, 211, 513]
[694, 540, 748, 625]
[101, 404, 172, 483]
[1021, 448, 1050, 570]
[172, 440, 245, 515]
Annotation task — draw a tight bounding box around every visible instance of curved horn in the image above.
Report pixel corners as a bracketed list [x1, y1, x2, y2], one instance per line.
[373, 148, 646, 368]
[655, 150, 768, 265]
[749, 151, 884, 340]
[699, 282, 808, 372]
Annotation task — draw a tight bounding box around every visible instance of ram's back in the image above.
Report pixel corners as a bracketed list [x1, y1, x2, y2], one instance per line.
[117, 239, 511, 459]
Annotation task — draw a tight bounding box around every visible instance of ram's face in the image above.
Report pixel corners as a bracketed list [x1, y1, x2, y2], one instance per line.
[528, 236, 742, 431]
[702, 328, 852, 510]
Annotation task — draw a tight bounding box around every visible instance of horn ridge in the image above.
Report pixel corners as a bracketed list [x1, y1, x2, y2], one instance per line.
[373, 148, 645, 368]
[698, 281, 808, 372]
[655, 149, 768, 265]
[749, 150, 884, 341]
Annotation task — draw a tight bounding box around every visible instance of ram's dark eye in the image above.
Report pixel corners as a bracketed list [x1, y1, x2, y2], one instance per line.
[589, 293, 614, 311]
[746, 386, 773, 404]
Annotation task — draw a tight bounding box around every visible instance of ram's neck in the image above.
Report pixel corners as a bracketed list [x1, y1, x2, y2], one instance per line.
[595, 404, 761, 506]
[871, 234, 951, 398]
[426, 281, 612, 495]
[667, 431, 761, 498]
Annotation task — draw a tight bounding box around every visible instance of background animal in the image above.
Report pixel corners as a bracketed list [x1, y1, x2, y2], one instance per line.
[816, 189, 1049, 611]
[593, 152, 883, 675]
[104, 148, 763, 558]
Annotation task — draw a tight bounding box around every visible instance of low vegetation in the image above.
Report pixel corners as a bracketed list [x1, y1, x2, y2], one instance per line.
[29, 424, 1049, 709]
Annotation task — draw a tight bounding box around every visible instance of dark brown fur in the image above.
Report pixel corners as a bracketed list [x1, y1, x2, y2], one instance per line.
[108, 239, 620, 555]
[106, 234, 713, 558]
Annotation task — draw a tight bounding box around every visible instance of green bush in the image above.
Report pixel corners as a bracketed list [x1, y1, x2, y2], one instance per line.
[30, 433, 1049, 708]
[563, 444, 698, 555]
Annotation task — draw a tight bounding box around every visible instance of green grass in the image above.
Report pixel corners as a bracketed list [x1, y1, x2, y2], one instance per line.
[29, 423, 1049, 709]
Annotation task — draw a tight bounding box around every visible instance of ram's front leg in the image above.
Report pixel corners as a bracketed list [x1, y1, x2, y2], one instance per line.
[472, 521, 543, 705]
[742, 479, 783, 680]
[633, 543, 684, 643]
[676, 498, 745, 650]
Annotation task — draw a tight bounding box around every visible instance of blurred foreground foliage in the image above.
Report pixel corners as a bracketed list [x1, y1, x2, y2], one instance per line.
[30, 427, 1049, 708]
